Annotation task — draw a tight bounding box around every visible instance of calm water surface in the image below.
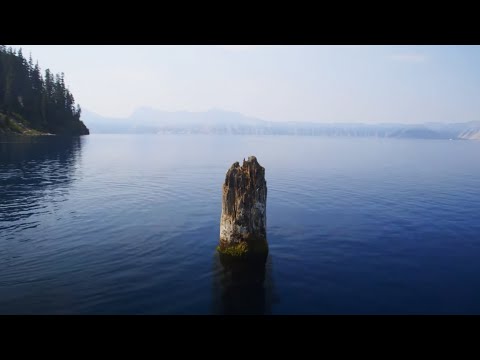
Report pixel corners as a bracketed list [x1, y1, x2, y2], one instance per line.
[1, 134, 480, 314]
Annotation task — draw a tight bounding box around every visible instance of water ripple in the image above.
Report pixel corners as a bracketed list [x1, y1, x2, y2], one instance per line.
[2, 135, 480, 314]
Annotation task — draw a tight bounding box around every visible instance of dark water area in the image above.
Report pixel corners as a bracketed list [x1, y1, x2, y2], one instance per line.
[1, 134, 480, 314]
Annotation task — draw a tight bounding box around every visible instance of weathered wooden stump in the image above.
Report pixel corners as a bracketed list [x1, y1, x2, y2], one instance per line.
[217, 156, 268, 259]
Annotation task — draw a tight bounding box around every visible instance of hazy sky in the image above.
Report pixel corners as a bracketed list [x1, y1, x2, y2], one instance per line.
[12, 45, 480, 123]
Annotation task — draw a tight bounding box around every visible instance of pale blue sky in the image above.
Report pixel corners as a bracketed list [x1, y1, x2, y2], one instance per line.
[11, 45, 480, 123]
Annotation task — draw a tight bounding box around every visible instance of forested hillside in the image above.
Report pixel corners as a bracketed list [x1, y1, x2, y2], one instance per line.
[0, 46, 89, 135]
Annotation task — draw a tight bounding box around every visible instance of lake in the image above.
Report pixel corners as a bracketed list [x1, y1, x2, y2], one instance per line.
[1, 134, 480, 314]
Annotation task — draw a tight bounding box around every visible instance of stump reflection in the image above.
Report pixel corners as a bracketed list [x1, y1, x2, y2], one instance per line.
[212, 250, 275, 315]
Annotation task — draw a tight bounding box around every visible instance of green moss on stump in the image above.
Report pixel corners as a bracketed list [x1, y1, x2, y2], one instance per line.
[216, 237, 268, 260]
[217, 241, 249, 257]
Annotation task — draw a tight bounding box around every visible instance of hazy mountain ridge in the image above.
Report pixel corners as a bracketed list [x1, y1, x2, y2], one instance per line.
[83, 107, 480, 140]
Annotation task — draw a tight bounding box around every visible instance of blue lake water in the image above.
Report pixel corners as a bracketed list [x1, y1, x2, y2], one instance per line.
[1, 134, 480, 314]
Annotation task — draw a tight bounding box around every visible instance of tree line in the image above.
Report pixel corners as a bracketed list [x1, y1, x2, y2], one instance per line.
[0, 45, 88, 135]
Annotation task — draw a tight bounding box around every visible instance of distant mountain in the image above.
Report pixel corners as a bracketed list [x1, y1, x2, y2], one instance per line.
[84, 108, 270, 135]
[82, 107, 480, 140]
[456, 122, 480, 140]
[81, 110, 131, 134]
